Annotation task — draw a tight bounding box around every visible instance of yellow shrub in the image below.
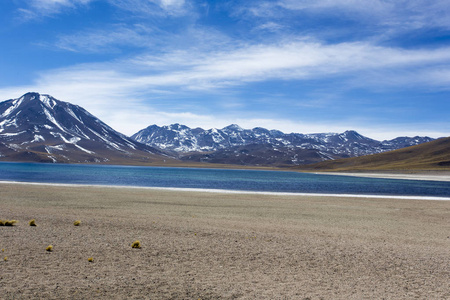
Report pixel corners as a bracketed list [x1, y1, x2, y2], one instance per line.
[74, 220, 81, 226]
[29, 219, 37, 226]
[131, 240, 141, 249]
[4, 220, 17, 226]
[88, 257, 94, 262]
[3, 256, 7, 262]
[46, 245, 53, 252]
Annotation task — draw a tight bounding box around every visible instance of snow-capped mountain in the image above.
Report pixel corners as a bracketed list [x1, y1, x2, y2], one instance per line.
[132, 124, 434, 166]
[0, 92, 168, 163]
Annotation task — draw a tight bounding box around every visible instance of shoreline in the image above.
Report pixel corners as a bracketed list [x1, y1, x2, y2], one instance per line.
[313, 171, 450, 182]
[1, 180, 449, 201]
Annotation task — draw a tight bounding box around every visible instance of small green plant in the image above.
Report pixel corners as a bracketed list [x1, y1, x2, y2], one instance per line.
[131, 240, 141, 249]
[74, 220, 81, 226]
[4, 220, 17, 226]
[29, 219, 37, 226]
[88, 257, 94, 262]
[46, 245, 53, 252]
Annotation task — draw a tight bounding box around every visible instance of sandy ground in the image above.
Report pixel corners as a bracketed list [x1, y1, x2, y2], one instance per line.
[1, 183, 449, 299]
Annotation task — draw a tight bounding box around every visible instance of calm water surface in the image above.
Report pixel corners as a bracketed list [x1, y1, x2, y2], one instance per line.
[0, 162, 449, 197]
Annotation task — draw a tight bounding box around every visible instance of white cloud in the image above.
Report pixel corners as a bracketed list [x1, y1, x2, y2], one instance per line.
[123, 41, 450, 91]
[18, 0, 188, 20]
[4, 39, 450, 100]
[159, 0, 185, 9]
[277, 0, 389, 12]
[247, 0, 450, 32]
[108, 0, 187, 16]
[52, 24, 154, 53]
[49, 23, 231, 54]
[254, 22, 284, 32]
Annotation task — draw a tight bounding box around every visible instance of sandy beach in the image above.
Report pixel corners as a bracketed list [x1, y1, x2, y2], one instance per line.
[1, 182, 449, 299]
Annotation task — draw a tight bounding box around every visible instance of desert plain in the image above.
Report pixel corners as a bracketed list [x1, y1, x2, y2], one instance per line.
[1, 181, 449, 299]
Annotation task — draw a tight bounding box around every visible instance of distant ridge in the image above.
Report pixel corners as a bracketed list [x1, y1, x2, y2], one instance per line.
[132, 123, 434, 166]
[299, 136, 450, 171]
[0, 92, 172, 164]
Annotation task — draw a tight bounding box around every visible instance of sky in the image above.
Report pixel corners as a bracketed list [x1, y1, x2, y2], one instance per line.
[1, 0, 450, 140]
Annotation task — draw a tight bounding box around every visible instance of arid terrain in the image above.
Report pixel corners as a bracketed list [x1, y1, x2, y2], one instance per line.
[1, 182, 449, 299]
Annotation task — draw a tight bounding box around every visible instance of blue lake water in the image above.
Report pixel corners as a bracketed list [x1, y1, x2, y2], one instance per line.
[0, 162, 449, 197]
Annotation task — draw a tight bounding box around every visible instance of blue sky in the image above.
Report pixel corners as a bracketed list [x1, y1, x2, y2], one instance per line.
[1, 0, 449, 140]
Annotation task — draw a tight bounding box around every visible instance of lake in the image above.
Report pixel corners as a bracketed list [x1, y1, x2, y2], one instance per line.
[0, 162, 449, 198]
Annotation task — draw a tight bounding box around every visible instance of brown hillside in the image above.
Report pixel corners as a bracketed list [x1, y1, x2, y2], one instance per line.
[299, 136, 450, 171]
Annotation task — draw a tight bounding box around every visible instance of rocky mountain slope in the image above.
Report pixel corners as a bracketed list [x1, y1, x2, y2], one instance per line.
[132, 124, 434, 166]
[0, 92, 170, 164]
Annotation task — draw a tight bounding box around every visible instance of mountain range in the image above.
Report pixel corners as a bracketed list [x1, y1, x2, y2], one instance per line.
[131, 124, 434, 166]
[0, 93, 443, 169]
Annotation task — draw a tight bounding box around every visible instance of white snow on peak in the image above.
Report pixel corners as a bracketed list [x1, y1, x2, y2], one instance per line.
[39, 95, 57, 109]
[226, 124, 243, 131]
[1, 96, 24, 118]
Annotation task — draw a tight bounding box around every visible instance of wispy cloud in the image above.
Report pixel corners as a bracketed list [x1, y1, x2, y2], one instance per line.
[6, 39, 450, 95]
[17, 0, 188, 20]
[108, 0, 188, 16]
[253, 22, 285, 33]
[49, 22, 231, 54]
[244, 0, 450, 37]
[51, 24, 154, 53]
[18, 0, 92, 19]
[124, 40, 450, 90]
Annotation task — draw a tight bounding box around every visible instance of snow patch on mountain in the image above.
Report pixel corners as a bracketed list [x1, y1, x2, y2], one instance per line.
[40, 94, 57, 109]
[32, 135, 45, 143]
